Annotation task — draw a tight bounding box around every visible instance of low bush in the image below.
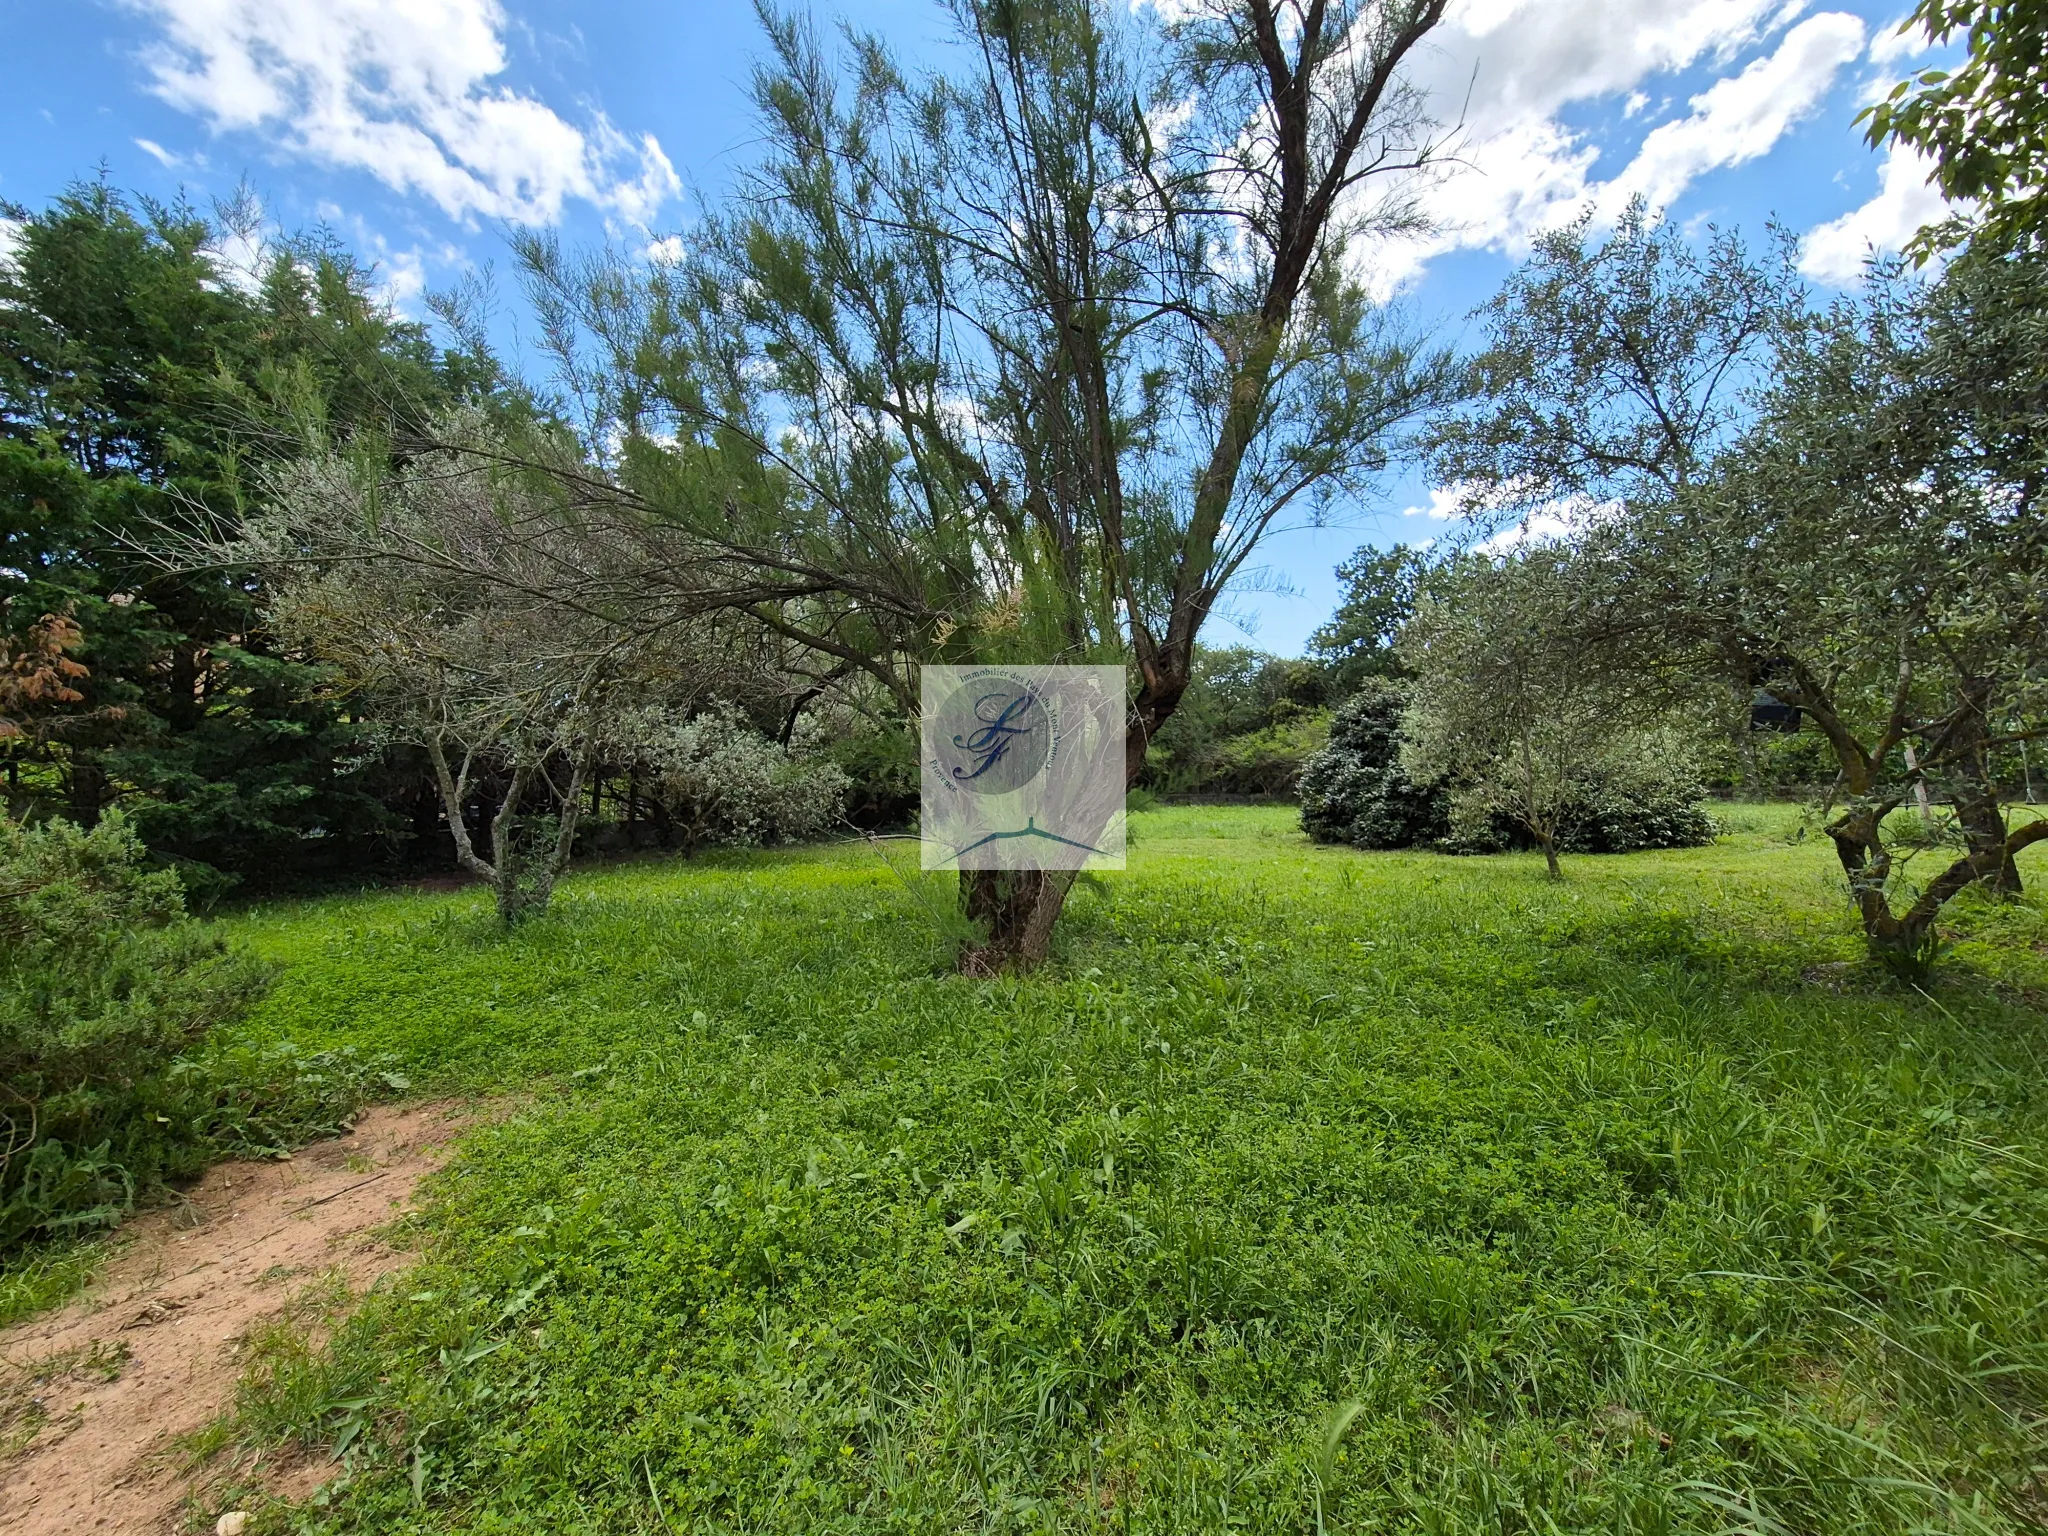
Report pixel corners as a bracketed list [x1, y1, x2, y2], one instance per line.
[824, 718, 919, 831]
[614, 706, 850, 855]
[0, 815, 396, 1251]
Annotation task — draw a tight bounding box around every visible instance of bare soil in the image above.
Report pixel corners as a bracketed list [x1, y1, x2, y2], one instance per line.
[0, 1101, 470, 1535]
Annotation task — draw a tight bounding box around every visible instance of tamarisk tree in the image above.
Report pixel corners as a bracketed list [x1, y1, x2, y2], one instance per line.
[518, 0, 1459, 968]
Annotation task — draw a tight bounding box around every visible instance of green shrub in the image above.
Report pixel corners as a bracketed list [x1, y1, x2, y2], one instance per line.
[823, 719, 918, 830]
[1543, 756, 1721, 854]
[0, 815, 397, 1250]
[1143, 647, 1337, 795]
[1299, 681, 1447, 847]
[1201, 710, 1331, 795]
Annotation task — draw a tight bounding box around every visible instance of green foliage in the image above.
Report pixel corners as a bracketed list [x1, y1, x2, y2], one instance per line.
[0, 178, 481, 887]
[1861, 2, 2048, 258]
[1142, 647, 1335, 795]
[206, 810, 2048, 1532]
[1541, 751, 1721, 855]
[0, 815, 394, 1250]
[1298, 679, 1448, 848]
[823, 719, 918, 831]
[1425, 200, 1796, 523]
[1302, 681, 1715, 855]
[1308, 543, 1431, 688]
[615, 705, 849, 855]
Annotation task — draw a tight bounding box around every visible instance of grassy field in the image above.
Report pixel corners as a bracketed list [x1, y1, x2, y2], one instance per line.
[205, 804, 2048, 1533]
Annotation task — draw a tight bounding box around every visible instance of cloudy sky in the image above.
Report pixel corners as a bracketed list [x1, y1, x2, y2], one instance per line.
[2, 0, 1954, 654]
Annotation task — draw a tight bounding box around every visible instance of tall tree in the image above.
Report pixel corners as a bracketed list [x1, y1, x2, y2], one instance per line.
[0, 180, 468, 888]
[512, 0, 1459, 968]
[1309, 542, 1430, 688]
[1425, 201, 1796, 528]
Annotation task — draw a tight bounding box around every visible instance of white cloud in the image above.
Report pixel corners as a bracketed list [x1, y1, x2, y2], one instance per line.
[1402, 483, 1473, 520]
[1354, 2, 1867, 295]
[1476, 510, 1576, 551]
[1798, 143, 1947, 283]
[1867, 11, 1929, 66]
[134, 137, 181, 167]
[1598, 13, 1864, 213]
[1474, 493, 1623, 551]
[125, 0, 680, 227]
[0, 217, 22, 266]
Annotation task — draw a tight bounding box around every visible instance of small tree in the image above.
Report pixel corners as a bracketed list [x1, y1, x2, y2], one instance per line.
[245, 437, 659, 923]
[1399, 549, 1668, 879]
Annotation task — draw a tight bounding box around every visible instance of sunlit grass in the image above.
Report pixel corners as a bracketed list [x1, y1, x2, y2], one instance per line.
[216, 806, 2048, 1533]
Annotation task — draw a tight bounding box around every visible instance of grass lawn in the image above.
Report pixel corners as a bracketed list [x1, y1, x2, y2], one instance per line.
[212, 804, 2048, 1533]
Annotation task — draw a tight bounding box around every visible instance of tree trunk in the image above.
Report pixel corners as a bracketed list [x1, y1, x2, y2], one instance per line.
[1950, 678, 2021, 895]
[1826, 804, 2048, 976]
[489, 759, 541, 924]
[1539, 833, 1561, 880]
[67, 755, 107, 828]
[959, 869, 1076, 976]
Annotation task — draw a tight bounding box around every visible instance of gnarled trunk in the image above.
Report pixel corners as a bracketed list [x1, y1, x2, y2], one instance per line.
[426, 734, 595, 925]
[958, 869, 1076, 976]
[1950, 678, 2023, 895]
[1829, 801, 2047, 976]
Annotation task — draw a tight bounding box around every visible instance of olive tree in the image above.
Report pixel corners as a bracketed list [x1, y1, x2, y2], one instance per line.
[253, 447, 616, 919]
[236, 432, 760, 923]
[1425, 201, 1797, 523]
[1581, 250, 2048, 972]
[509, 0, 1460, 969]
[1399, 547, 1674, 879]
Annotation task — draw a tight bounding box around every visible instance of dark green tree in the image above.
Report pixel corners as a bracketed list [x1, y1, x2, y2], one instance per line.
[0, 180, 474, 888]
[1297, 677, 1446, 848]
[1309, 542, 1430, 688]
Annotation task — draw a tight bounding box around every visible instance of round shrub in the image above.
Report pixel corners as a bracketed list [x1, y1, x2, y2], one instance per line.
[1299, 681, 1448, 848]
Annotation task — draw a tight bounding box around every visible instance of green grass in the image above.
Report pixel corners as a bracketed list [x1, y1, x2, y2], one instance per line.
[0, 1236, 109, 1330]
[215, 805, 2048, 1533]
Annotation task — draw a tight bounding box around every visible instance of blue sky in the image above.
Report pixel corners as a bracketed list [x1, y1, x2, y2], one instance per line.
[1, 1, 1954, 655]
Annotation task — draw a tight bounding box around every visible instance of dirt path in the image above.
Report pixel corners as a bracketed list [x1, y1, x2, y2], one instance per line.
[0, 1101, 470, 1535]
